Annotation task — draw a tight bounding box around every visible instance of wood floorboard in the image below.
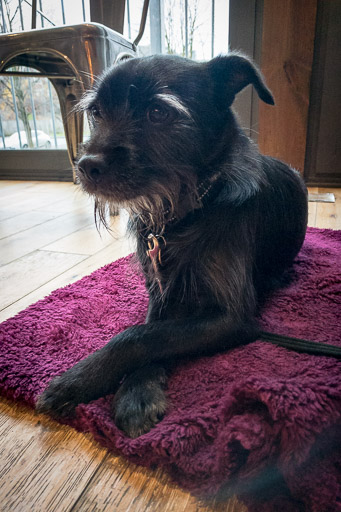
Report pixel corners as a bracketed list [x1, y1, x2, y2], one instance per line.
[0, 190, 76, 216]
[0, 180, 38, 197]
[0, 210, 62, 240]
[0, 240, 134, 323]
[0, 399, 108, 512]
[0, 181, 340, 512]
[0, 212, 95, 266]
[315, 187, 341, 229]
[42, 225, 117, 256]
[70, 452, 245, 512]
[0, 250, 87, 311]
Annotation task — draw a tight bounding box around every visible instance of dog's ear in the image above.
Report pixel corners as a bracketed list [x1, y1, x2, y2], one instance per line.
[207, 54, 274, 106]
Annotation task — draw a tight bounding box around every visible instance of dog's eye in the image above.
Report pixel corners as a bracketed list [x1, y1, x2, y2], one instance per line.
[147, 105, 173, 124]
[90, 105, 102, 120]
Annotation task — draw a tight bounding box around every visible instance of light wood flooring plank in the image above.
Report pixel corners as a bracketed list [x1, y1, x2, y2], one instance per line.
[307, 186, 319, 194]
[0, 182, 90, 218]
[0, 398, 108, 512]
[0, 238, 134, 322]
[0, 250, 87, 311]
[32, 193, 93, 215]
[315, 187, 341, 229]
[0, 180, 37, 197]
[71, 452, 247, 512]
[0, 210, 62, 240]
[0, 211, 94, 266]
[307, 186, 318, 227]
[0, 181, 72, 199]
[307, 201, 317, 227]
[0, 187, 76, 216]
[42, 225, 118, 256]
[0, 210, 21, 222]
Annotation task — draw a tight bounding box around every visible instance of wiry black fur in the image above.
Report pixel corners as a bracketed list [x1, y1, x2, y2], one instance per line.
[36, 54, 308, 438]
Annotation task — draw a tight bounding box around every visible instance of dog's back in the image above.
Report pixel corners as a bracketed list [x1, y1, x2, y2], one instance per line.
[255, 156, 308, 279]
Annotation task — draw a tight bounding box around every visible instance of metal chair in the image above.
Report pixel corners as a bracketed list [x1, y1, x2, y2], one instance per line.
[0, 0, 149, 180]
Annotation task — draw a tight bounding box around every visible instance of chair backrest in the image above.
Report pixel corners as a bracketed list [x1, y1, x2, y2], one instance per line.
[29, 0, 150, 47]
[31, 0, 37, 29]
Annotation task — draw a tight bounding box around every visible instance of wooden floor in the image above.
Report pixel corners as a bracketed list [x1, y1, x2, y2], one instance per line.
[0, 181, 340, 512]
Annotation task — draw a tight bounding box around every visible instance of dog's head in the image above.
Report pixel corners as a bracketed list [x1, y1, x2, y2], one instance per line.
[77, 54, 273, 222]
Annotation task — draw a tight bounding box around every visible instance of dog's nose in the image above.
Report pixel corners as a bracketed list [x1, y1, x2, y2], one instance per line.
[77, 155, 105, 182]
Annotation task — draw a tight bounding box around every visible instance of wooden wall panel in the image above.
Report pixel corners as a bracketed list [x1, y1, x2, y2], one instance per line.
[258, 0, 317, 173]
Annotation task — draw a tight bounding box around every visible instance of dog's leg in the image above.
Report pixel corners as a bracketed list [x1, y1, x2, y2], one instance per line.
[36, 315, 256, 422]
[113, 363, 168, 438]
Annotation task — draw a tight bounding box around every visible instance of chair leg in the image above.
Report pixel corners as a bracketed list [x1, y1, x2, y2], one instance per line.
[52, 80, 84, 183]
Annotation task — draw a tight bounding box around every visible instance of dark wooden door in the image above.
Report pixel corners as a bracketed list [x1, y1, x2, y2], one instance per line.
[304, 0, 341, 186]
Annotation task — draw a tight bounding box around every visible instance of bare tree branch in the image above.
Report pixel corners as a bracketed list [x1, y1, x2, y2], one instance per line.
[164, 0, 200, 58]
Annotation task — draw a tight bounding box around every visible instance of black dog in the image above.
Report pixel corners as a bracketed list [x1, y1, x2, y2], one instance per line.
[37, 54, 308, 438]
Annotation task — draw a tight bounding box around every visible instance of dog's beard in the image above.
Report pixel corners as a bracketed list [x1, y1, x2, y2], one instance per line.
[92, 166, 199, 235]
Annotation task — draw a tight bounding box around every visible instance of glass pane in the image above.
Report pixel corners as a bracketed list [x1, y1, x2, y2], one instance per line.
[0, 67, 62, 150]
[125, 0, 151, 55]
[0, 0, 90, 32]
[0, 0, 91, 152]
[124, 0, 229, 60]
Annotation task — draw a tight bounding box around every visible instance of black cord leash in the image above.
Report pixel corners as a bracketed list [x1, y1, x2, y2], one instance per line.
[260, 331, 341, 359]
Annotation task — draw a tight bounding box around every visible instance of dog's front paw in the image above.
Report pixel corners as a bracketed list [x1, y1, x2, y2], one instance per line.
[36, 372, 85, 419]
[36, 347, 120, 419]
[113, 365, 168, 438]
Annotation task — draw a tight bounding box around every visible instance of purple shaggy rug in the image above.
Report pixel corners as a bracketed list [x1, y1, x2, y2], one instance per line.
[0, 227, 340, 512]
